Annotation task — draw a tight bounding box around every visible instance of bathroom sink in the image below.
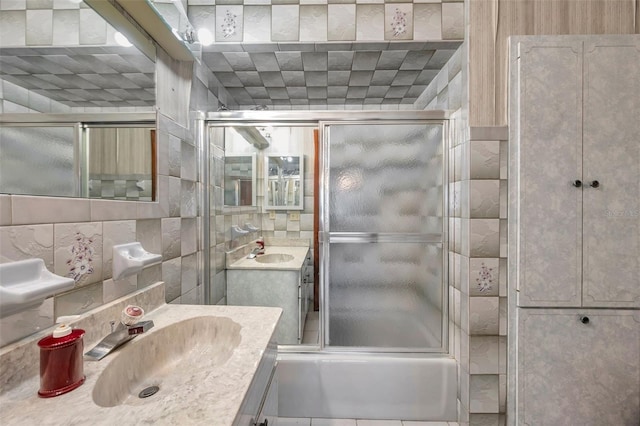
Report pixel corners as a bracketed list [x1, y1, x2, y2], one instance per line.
[254, 253, 295, 264]
[92, 315, 241, 407]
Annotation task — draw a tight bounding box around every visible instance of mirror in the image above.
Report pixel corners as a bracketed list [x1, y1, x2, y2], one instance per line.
[86, 125, 156, 201]
[265, 155, 304, 210]
[224, 154, 256, 207]
[0, 125, 78, 197]
[221, 126, 269, 209]
[0, 0, 156, 201]
[0, 120, 156, 200]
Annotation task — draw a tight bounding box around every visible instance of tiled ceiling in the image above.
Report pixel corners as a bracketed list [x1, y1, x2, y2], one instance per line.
[203, 41, 462, 107]
[0, 46, 155, 108]
[0, 41, 461, 109]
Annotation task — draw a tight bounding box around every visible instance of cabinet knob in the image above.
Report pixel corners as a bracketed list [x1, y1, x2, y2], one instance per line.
[579, 316, 590, 324]
[572, 180, 582, 188]
[589, 180, 600, 188]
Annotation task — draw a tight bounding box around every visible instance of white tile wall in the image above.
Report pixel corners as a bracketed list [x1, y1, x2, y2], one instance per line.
[327, 4, 355, 41]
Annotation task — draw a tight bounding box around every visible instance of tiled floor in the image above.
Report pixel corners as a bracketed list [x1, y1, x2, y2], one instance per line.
[278, 419, 459, 426]
[301, 311, 319, 344]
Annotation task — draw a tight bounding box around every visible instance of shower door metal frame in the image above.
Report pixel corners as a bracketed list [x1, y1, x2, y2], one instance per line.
[319, 119, 450, 354]
[203, 110, 450, 354]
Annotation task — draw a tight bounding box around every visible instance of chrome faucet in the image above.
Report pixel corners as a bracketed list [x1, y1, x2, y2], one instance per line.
[84, 319, 154, 360]
[247, 240, 265, 259]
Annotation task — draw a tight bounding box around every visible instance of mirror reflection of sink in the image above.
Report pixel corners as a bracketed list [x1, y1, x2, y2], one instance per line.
[92, 316, 241, 408]
[254, 253, 295, 264]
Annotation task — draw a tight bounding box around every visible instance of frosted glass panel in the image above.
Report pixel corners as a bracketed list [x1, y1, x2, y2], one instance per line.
[0, 126, 76, 197]
[328, 242, 443, 348]
[325, 122, 445, 350]
[329, 124, 443, 234]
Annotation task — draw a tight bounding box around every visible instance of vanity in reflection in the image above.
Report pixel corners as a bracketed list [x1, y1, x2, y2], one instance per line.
[227, 246, 312, 345]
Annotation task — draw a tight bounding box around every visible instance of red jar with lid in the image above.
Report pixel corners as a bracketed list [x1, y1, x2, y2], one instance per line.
[37, 324, 85, 398]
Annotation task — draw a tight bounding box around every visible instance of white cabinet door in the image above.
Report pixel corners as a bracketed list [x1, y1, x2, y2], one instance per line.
[582, 39, 640, 308]
[518, 309, 640, 425]
[516, 40, 584, 307]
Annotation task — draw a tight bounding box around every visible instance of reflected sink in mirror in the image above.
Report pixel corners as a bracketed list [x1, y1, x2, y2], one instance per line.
[254, 253, 295, 264]
[92, 316, 241, 408]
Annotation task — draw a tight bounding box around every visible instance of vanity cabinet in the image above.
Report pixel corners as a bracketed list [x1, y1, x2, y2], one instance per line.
[517, 309, 640, 425]
[227, 248, 311, 345]
[513, 36, 640, 308]
[237, 341, 279, 426]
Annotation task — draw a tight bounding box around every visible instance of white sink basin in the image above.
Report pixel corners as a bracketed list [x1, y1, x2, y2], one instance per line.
[254, 253, 295, 264]
[92, 316, 241, 407]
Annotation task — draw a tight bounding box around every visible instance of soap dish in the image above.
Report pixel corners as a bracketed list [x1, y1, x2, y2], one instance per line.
[0, 259, 75, 318]
[112, 242, 162, 281]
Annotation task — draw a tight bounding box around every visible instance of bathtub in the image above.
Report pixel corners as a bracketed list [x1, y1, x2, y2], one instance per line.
[276, 353, 458, 421]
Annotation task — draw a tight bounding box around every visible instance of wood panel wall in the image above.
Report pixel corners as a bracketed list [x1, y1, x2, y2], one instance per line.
[469, 0, 639, 126]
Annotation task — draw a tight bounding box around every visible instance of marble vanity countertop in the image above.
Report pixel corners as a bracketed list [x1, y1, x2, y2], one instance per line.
[0, 303, 282, 426]
[227, 246, 309, 271]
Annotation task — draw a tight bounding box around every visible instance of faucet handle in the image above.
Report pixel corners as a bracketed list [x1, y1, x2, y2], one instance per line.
[127, 320, 154, 335]
[121, 305, 144, 326]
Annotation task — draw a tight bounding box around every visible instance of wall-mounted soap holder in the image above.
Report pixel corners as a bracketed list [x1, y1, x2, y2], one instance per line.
[244, 223, 260, 233]
[112, 242, 162, 281]
[0, 259, 75, 318]
[231, 225, 249, 240]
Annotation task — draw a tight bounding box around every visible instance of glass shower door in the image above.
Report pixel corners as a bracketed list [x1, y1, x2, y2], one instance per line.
[322, 122, 446, 351]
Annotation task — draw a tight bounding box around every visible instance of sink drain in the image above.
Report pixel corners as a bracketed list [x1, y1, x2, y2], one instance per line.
[138, 385, 160, 399]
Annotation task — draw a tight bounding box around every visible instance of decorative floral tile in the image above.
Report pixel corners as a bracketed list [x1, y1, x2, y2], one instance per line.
[54, 222, 102, 287]
[385, 3, 413, 40]
[469, 258, 499, 296]
[216, 6, 243, 42]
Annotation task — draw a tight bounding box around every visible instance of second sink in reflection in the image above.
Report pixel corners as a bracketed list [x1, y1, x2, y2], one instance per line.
[254, 253, 295, 264]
